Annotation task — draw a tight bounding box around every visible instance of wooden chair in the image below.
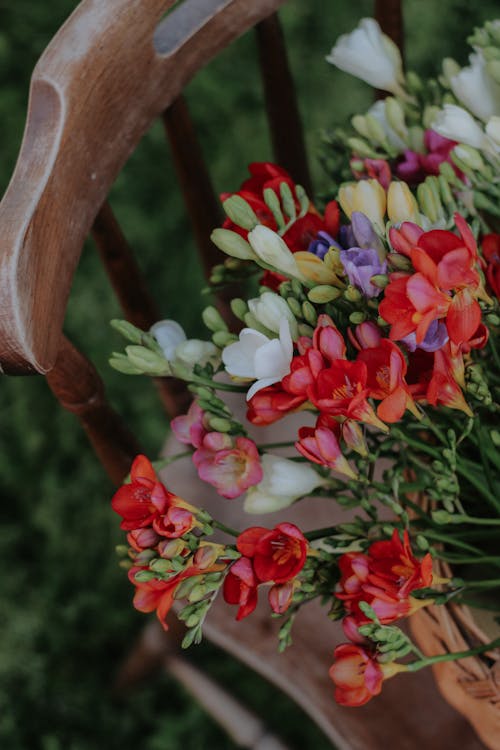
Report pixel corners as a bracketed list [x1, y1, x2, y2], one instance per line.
[0, 1, 488, 747]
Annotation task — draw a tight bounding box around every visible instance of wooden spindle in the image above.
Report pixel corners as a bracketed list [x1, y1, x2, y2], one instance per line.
[375, 0, 404, 56]
[255, 13, 312, 196]
[162, 96, 239, 329]
[46, 335, 141, 485]
[91, 201, 191, 417]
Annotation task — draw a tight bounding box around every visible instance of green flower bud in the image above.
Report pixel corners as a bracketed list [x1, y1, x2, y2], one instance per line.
[452, 145, 485, 172]
[486, 59, 500, 85]
[210, 227, 256, 260]
[405, 71, 422, 94]
[280, 182, 297, 220]
[370, 274, 388, 289]
[346, 137, 380, 159]
[349, 311, 367, 324]
[298, 323, 314, 337]
[110, 319, 145, 344]
[134, 570, 157, 583]
[125, 346, 171, 376]
[109, 354, 144, 375]
[408, 125, 425, 153]
[222, 195, 259, 230]
[416, 535, 429, 551]
[385, 97, 407, 139]
[202, 305, 228, 333]
[212, 330, 237, 348]
[344, 285, 362, 302]
[308, 285, 343, 303]
[264, 188, 285, 229]
[150, 558, 174, 573]
[188, 584, 208, 603]
[365, 114, 389, 145]
[301, 300, 318, 326]
[208, 416, 233, 433]
[482, 46, 500, 61]
[351, 114, 370, 139]
[287, 297, 303, 318]
[185, 613, 201, 629]
[230, 298, 248, 321]
[387, 253, 412, 271]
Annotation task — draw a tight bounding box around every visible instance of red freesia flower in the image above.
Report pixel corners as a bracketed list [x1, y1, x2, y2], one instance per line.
[482, 233, 500, 299]
[329, 644, 384, 707]
[336, 530, 433, 626]
[380, 214, 485, 347]
[356, 338, 420, 422]
[192, 433, 263, 499]
[171, 401, 207, 449]
[237, 523, 308, 584]
[351, 157, 392, 189]
[246, 385, 307, 426]
[268, 580, 296, 614]
[406, 345, 473, 415]
[296, 417, 357, 478]
[112, 455, 197, 537]
[223, 556, 259, 620]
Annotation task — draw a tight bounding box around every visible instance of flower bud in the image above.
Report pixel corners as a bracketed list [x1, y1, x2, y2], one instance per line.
[248, 225, 305, 279]
[370, 274, 388, 289]
[365, 114, 389, 145]
[210, 228, 257, 260]
[452, 144, 486, 172]
[339, 180, 386, 230]
[110, 318, 144, 344]
[158, 539, 185, 558]
[346, 137, 380, 159]
[109, 354, 145, 375]
[486, 115, 500, 146]
[207, 416, 233, 433]
[230, 298, 248, 321]
[263, 187, 285, 229]
[286, 297, 303, 318]
[351, 115, 370, 139]
[125, 345, 172, 376]
[244, 454, 325, 513]
[193, 545, 220, 570]
[248, 292, 299, 339]
[222, 195, 259, 230]
[384, 97, 407, 139]
[387, 181, 420, 224]
[212, 330, 237, 348]
[202, 305, 228, 333]
[174, 339, 220, 370]
[301, 300, 318, 327]
[150, 320, 186, 360]
[349, 311, 367, 324]
[307, 285, 343, 303]
[344, 285, 362, 302]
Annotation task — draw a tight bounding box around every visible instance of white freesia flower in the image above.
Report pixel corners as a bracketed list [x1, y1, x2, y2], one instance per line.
[432, 104, 487, 149]
[174, 339, 220, 369]
[244, 455, 325, 513]
[248, 225, 305, 280]
[248, 292, 298, 339]
[486, 116, 500, 147]
[450, 53, 500, 123]
[150, 320, 186, 360]
[326, 18, 405, 96]
[150, 320, 219, 369]
[222, 318, 293, 400]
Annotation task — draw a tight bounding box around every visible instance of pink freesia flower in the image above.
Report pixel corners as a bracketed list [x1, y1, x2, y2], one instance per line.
[171, 401, 207, 448]
[193, 433, 263, 499]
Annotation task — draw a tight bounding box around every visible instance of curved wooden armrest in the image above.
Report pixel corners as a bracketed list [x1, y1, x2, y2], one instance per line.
[0, 0, 286, 375]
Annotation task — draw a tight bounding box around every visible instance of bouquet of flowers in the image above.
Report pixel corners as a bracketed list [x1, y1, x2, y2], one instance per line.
[108, 17, 500, 714]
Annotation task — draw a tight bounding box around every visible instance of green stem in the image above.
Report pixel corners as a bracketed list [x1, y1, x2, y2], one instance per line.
[190, 375, 249, 393]
[305, 526, 338, 542]
[212, 520, 240, 538]
[435, 552, 500, 567]
[407, 637, 500, 672]
[256, 441, 296, 451]
[461, 578, 500, 590]
[152, 451, 192, 470]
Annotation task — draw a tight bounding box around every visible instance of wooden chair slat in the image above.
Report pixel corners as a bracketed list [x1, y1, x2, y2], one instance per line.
[255, 14, 313, 195]
[46, 335, 141, 484]
[374, 0, 404, 54]
[91, 200, 191, 417]
[0, 0, 287, 375]
[161, 96, 222, 280]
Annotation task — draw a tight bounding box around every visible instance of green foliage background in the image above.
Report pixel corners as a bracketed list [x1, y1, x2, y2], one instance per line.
[0, 1, 498, 748]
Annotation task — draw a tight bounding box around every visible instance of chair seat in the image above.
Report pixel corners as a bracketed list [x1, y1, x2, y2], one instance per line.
[161, 403, 486, 750]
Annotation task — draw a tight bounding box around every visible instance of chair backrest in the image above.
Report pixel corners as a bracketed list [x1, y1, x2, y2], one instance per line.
[0, 0, 404, 483]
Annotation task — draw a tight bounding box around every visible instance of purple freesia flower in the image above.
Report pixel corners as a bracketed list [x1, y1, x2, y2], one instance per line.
[307, 230, 341, 259]
[339, 212, 385, 260]
[339, 247, 387, 298]
[400, 320, 449, 352]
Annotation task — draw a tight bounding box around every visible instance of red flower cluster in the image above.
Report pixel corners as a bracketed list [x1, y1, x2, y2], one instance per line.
[335, 529, 433, 630]
[329, 530, 432, 706]
[223, 523, 308, 620]
[112, 456, 223, 629]
[380, 215, 488, 349]
[221, 162, 339, 290]
[248, 315, 424, 473]
[482, 233, 500, 300]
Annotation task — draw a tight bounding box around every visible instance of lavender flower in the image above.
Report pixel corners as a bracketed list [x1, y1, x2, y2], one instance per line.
[339, 247, 387, 297]
[307, 230, 340, 260]
[401, 320, 449, 352]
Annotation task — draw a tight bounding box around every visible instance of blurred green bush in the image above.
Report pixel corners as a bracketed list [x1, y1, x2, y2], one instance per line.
[0, 1, 498, 748]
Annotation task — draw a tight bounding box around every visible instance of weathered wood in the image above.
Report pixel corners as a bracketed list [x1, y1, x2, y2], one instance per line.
[375, 0, 404, 56]
[46, 336, 140, 485]
[0, 0, 288, 374]
[91, 200, 191, 417]
[255, 14, 312, 196]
